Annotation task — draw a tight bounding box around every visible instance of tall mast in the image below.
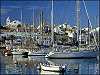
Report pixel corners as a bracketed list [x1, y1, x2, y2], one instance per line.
[33, 8, 34, 33]
[76, 0, 80, 50]
[32, 8, 34, 43]
[97, 16, 99, 46]
[40, 11, 43, 45]
[97, 15, 99, 71]
[20, 8, 23, 48]
[23, 9, 27, 48]
[88, 19, 90, 47]
[51, 0, 54, 46]
[21, 8, 22, 25]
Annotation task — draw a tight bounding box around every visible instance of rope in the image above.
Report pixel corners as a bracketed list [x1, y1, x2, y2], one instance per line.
[83, 0, 99, 50]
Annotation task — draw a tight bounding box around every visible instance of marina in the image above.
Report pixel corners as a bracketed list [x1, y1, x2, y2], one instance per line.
[0, 54, 99, 75]
[0, 0, 99, 75]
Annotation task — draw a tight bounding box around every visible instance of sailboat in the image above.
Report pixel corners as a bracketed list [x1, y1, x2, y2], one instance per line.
[45, 0, 99, 59]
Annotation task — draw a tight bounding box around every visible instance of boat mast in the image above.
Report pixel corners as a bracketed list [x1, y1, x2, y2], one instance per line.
[51, 0, 54, 47]
[33, 8, 34, 36]
[32, 8, 34, 50]
[88, 19, 90, 49]
[29, 8, 33, 50]
[97, 15, 99, 72]
[21, 8, 22, 26]
[97, 16, 99, 46]
[24, 9, 27, 49]
[76, 0, 80, 50]
[20, 8, 23, 48]
[40, 11, 43, 46]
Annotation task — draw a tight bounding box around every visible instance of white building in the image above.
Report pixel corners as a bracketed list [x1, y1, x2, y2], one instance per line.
[6, 17, 22, 28]
[54, 26, 64, 34]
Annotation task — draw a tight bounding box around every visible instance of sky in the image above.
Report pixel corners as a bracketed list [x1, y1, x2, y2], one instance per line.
[0, 0, 99, 28]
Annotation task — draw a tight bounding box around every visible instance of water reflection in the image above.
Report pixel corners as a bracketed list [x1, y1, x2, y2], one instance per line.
[46, 58, 97, 64]
[46, 58, 98, 74]
[40, 70, 62, 75]
[1, 55, 98, 74]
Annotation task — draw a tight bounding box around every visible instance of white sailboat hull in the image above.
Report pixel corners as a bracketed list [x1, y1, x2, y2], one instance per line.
[12, 49, 28, 55]
[28, 52, 46, 56]
[28, 49, 50, 56]
[45, 50, 98, 58]
[12, 51, 22, 55]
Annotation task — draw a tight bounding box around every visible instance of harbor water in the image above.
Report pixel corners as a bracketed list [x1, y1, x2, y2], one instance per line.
[0, 52, 99, 75]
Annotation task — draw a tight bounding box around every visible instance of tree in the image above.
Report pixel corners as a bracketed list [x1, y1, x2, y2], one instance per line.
[17, 24, 21, 28]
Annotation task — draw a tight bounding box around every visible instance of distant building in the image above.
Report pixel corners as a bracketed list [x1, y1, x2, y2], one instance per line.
[35, 23, 52, 47]
[6, 17, 22, 29]
[54, 23, 76, 38]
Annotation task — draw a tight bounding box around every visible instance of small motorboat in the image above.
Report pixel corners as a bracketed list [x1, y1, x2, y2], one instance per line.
[28, 50, 48, 56]
[12, 48, 28, 55]
[40, 70, 62, 75]
[40, 63, 65, 72]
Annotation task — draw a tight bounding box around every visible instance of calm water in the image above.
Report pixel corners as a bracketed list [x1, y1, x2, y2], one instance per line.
[0, 54, 99, 75]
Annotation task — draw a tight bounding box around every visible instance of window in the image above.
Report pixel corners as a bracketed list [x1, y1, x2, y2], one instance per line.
[14, 21, 16, 23]
[44, 38, 46, 40]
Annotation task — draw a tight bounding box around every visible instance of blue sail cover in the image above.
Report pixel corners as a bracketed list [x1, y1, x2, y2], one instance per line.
[45, 26, 49, 33]
[41, 45, 49, 48]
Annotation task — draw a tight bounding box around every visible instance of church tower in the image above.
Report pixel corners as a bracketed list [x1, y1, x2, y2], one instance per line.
[6, 17, 10, 25]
